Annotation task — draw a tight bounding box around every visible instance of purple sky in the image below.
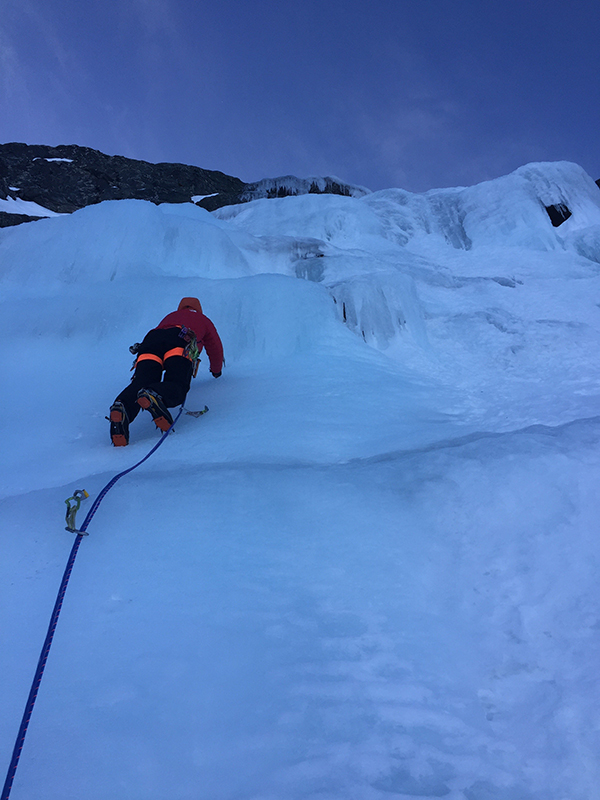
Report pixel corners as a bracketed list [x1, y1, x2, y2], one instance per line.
[1, 0, 599, 192]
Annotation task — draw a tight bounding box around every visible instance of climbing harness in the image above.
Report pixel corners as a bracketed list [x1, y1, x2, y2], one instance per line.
[179, 326, 201, 377]
[64, 489, 90, 535]
[129, 327, 202, 376]
[2, 404, 191, 800]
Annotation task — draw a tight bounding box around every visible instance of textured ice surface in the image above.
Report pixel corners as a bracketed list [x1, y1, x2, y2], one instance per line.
[2, 161, 600, 799]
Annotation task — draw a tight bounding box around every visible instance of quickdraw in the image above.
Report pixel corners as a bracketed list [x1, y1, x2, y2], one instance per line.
[64, 489, 90, 535]
[129, 341, 141, 371]
[184, 404, 209, 418]
[178, 326, 202, 377]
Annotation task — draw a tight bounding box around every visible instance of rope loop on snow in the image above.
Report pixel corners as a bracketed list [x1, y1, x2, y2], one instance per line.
[1, 405, 185, 800]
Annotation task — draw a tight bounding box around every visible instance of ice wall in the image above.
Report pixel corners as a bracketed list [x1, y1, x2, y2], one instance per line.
[2, 159, 600, 386]
[2, 161, 600, 800]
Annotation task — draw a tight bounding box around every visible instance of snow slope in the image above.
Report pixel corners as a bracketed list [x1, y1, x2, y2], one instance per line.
[1, 161, 600, 800]
[0, 195, 64, 218]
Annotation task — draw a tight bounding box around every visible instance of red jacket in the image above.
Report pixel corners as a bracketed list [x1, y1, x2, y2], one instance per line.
[156, 309, 224, 374]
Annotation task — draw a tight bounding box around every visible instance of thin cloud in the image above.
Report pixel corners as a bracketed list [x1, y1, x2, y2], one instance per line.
[126, 0, 181, 39]
[4, 0, 72, 73]
[0, 27, 26, 105]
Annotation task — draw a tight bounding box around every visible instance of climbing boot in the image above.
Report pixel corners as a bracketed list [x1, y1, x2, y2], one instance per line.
[109, 402, 129, 446]
[136, 389, 174, 432]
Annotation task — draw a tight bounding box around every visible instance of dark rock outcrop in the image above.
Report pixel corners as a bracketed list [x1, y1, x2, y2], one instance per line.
[0, 143, 369, 227]
[0, 211, 44, 228]
[197, 175, 369, 211]
[0, 142, 245, 216]
[545, 202, 572, 227]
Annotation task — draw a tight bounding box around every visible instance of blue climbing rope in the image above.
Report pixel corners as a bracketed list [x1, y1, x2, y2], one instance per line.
[1, 405, 185, 800]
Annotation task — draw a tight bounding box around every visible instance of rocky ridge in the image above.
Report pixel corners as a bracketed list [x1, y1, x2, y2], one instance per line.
[0, 143, 369, 227]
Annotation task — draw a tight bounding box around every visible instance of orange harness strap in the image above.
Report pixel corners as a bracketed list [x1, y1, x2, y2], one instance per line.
[136, 353, 164, 366]
[134, 347, 191, 370]
[163, 346, 190, 361]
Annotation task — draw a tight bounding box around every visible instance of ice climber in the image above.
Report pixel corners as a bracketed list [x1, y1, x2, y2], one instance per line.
[109, 297, 223, 446]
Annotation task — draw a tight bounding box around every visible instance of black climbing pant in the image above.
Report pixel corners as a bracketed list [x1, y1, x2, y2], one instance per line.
[114, 327, 193, 422]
